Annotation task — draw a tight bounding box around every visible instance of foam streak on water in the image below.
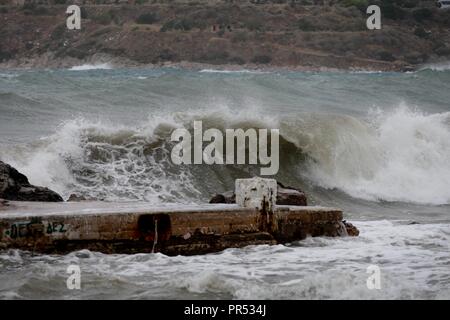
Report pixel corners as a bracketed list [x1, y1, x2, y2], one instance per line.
[69, 63, 112, 71]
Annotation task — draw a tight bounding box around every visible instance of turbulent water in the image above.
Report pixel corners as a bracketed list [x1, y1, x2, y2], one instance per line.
[0, 66, 449, 299]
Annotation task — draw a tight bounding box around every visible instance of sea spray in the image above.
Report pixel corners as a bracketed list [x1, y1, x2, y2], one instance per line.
[299, 106, 450, 205]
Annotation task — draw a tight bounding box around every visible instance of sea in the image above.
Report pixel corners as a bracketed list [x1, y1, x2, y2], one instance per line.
[0, 64, 449, 299]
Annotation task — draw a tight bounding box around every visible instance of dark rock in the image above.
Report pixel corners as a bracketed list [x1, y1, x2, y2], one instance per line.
[343, 221, 359, 237]
[276, 181, 307, 206]
[209, 193, 226, 204]
[209, 191, 235, 204]
[0, 161, 63, 202]
[67, 194, 102, 202]
[209, 181, 307, 206]
[67, 194, 87, 202]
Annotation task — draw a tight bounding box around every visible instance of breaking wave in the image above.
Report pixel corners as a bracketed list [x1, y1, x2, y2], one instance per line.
[419, 62, 450, 72]
[286, 106, 450, 205]
[2, 106, 450, 205]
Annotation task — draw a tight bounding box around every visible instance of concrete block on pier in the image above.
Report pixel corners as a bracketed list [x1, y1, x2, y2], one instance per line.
[235, 177, 277, 213]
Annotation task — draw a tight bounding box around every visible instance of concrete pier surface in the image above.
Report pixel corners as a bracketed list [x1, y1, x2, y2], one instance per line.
[0, 200, 352, 255]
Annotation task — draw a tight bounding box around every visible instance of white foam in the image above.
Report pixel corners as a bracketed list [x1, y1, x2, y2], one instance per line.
[294, 106, 450, 205]
[69, 63, 112, 71]
[1, 220, 448, 299]
[1, 117, 201, 203]
[349, 70, 384, 74]
[199, 69, 269, 74]
[0, 73, 18, 79]
[420, 62, 450, 72]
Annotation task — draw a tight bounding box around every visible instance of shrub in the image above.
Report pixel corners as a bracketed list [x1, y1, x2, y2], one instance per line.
[228, 56, 246, 65]
[80, 7, 88, 19]
[231, 31, 248, 43]
[404, 52, 427, 64]
[136, 13, 158, 25]
[198, 50, 229, 64]
[434, 45, 450, 56]
[340, 0, 368, 11]
[381, 3, 406, 20]
[245, 17, 265, 31]
[22, 4, 50, 16]
[0, 49, 12, 62]
[51, 24, 66, 41]
[377, 51, 396, 62]
[95, 11, 114, 25]
[297, 19, 316, 31]
[397, 0, 419, 8]
[201, 8, 218, 19]
[161, 19, 188, 32]
[251, 55, 272, 64]
[412, 8, 433, 22]
[414, 27, 429, 39]
[66, 48, 88, 59]
[161, 49, 175, 61]
[216, 12, 231, 26]
[160, 18, 205, 32]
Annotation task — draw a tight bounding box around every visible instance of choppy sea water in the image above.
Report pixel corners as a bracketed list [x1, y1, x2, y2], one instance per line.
[0, 65, 449, 299]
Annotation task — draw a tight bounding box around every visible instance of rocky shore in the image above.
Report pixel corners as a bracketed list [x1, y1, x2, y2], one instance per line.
[0, 161, 63, 202]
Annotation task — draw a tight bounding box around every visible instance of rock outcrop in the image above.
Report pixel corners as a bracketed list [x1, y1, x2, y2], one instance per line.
[276, 182, 308, 206]
[343, 221, 359, 237]
[209, 181, 307, 206]
[209, 190, 235, 204]
[0, 161, 63, 202]
[67, 194, 87, 202]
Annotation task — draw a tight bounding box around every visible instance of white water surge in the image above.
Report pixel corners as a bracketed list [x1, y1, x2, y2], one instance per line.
[0, 220, 448, 300]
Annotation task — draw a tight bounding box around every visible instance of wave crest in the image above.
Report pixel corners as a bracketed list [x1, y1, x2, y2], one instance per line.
[2, 106, 450, 205]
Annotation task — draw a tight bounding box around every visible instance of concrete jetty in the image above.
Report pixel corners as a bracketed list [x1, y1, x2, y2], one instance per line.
[0, 178, 356, 255]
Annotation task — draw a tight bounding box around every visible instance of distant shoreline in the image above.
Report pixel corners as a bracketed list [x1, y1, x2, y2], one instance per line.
[0, 53, 419, 73]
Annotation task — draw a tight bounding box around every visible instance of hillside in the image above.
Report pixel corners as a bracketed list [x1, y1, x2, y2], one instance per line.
[1, 0, 450, 70]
